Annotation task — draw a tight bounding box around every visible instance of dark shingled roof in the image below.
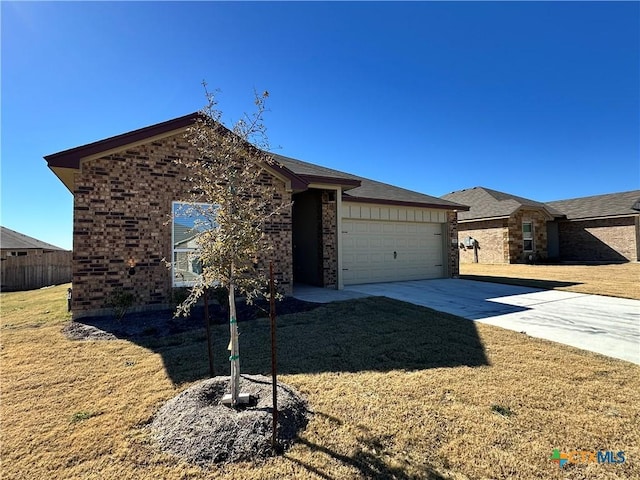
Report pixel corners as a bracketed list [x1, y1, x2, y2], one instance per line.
[442, 187, 562, 221]
[275, 155, 467, 210]
[546, 190, 640, 220]
[273, 154, 360, 183]
[45, 113, 468, 211]
[0, 226, 66, 251]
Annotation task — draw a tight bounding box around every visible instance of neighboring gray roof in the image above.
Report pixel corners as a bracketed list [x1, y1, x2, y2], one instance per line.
[0, 226, 66, 251]
[276, 154, 468, 210]
[546, 190, 640, 220]
[442, 187, 562, 221]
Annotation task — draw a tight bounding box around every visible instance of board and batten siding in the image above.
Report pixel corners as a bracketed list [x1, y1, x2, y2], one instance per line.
[341, 202, 448, 285]
[342, 203, 448, 223]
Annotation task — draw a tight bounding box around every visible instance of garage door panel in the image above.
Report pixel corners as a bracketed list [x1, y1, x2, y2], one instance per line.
[342, 219, 444, 285]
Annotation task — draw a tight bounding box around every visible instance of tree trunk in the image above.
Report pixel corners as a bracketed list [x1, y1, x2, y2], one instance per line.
[228, 282, 240, 406]
[204, 288, 214, 378]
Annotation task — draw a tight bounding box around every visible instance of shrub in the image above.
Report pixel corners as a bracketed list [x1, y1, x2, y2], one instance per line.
[108, 288, 135, 321]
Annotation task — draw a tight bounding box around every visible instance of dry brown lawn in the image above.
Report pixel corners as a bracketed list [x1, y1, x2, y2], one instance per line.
[461, 262, 640, 300]
[2, 284, 639, 479]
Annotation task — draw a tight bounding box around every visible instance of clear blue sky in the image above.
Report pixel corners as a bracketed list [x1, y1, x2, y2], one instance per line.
[2, 1, 638, 250]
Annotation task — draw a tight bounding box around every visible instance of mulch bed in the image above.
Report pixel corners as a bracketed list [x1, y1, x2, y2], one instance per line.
[150, 375, 310, 465]
[62, 297, 321, 341]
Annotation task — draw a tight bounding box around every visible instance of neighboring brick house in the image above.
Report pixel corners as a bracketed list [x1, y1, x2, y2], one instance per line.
[45, 112, 467, 319]
[546, 190, 640, 262]
[442, 187, 640, 264]
[441, 187, 562, 264]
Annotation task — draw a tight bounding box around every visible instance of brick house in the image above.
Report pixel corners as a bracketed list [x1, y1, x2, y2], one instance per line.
[441, 187, 563, 264]
[442, 186, 640, 264]
[45, 113, 467, 319]
[546, 190, 640, 262]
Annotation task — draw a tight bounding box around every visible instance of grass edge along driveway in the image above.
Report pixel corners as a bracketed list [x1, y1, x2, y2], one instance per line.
[1, 284, 638, 479]
[460, 262, 640, 300]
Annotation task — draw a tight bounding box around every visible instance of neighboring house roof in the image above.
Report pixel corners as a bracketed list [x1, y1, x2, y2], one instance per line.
[45, 113, 468, 212]
[442, 187, 562, 222]
[545, 190, 640, 221]
[0, 226, 65, 251]
[173, 223, 200, 247]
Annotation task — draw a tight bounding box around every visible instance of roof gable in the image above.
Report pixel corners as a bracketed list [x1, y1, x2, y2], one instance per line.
[546, 190, 640, 220]
[442, 187, 560, 221]
[0, 226, 66, 251]
[45, 113, 307, 194]
[44, 112, 202, 169]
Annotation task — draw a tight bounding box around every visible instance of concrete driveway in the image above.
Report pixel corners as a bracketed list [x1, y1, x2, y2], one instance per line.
[294, 279, 640, 365]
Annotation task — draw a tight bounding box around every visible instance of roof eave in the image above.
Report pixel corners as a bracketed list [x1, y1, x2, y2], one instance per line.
[560, 213, 639, 222]
[343, 195, 468, 211]
[264, 161, 309, 192]
[457, 215, 511, 223]
[48, 166, 76, 194]
[45, 112, 202, 169]
[300, 174, 361, 190]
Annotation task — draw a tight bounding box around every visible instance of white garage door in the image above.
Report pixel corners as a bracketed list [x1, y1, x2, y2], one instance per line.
[342, 219, 444, 285]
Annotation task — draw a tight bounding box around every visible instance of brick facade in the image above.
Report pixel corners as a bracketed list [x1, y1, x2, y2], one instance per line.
[71, 132, 292, 319]
[321, 191, 338, 288]
[458, 219, 509, 264]
[458, 209, 549, 264]
[556, 216, 639, 262]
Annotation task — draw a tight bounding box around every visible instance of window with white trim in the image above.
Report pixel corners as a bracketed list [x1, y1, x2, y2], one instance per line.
[172, 201, 217, 287]
[522, 221, 534, 252]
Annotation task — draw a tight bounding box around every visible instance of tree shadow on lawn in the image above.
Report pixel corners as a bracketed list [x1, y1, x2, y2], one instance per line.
[287, 437, 448, 480]
[132, 296, 490, 384]
[284, 411, 450, 480]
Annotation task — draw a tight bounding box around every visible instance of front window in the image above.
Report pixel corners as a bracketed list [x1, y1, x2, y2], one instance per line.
[172, 201, 217, 287]
[523, 221, 534, 252]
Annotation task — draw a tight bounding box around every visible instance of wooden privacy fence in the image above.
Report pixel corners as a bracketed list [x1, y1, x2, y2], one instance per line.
[1, 251, 72, 291]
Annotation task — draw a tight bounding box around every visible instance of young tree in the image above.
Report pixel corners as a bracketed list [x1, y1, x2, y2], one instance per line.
[174, 83, 287, 407]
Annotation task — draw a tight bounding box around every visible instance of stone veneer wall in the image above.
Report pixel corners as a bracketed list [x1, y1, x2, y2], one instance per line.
[321, 191, 338, 288]
[457, 219, 509, 264]
[557, 216, 638, 262]
[507, 209, 548, 263]
[72, 132, 292, 319]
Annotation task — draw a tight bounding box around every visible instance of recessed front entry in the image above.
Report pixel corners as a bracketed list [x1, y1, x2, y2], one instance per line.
[292, 189, 323, 286]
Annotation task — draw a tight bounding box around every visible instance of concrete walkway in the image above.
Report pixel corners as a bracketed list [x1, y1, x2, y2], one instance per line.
[293, 279, 640, 365]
